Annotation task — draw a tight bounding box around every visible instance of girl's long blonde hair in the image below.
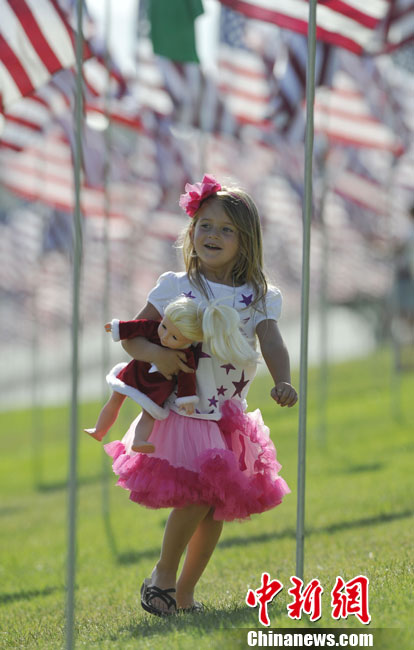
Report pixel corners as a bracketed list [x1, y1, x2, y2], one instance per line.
[179, 187, 268, 311]
[165, 296, 258, 365]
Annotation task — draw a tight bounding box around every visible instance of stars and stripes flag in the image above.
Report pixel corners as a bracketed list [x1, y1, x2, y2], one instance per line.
[218, 0, 412, 55]
[313, 70, 405, 155]
[380, 0, 414, 53]
[217, 7, 276, 128]
[0, 126, 161, 220]
[0, 69, 74, 151]
[268, 31, 337, 135]
[0, 0, 91, 113]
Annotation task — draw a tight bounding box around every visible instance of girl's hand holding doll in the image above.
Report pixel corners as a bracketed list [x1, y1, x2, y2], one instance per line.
[151, 345, 195, 381]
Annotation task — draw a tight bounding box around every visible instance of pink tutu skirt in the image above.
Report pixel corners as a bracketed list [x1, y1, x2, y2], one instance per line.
[104, 399, 290, 521]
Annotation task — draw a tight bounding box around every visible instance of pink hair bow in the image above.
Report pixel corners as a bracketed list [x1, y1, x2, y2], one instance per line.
[179, 174, 222, 217]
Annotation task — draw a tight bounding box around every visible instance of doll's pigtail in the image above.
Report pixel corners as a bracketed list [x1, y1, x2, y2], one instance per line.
[202, 303, 258, 366]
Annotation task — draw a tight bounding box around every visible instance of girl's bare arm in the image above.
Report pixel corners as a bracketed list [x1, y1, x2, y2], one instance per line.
[121, 302, 194, 379]
[256, 319, 298, 408]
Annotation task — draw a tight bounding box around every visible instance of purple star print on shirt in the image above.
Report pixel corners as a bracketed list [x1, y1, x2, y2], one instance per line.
[221, 363, 235, 374]
[231, 370, 249, 397]
[183, 291, 196, 299]
[239, 293, 253, 307]
[217, 385, 227, 396]
[208, 396, 218, 407]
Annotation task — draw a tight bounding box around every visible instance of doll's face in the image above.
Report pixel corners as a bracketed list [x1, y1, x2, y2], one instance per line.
[158, 317, 192, 349]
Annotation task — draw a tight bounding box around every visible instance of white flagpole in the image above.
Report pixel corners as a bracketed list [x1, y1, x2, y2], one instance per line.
[66, 0, 84, 647]
[296, 0, 318, 582]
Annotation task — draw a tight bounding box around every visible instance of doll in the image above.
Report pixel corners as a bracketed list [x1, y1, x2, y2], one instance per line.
[85, 296, 257, 453]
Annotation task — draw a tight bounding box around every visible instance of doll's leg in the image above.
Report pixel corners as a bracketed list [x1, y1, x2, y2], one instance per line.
[84, 391, 126, 441]
[131, 409, 156, 453]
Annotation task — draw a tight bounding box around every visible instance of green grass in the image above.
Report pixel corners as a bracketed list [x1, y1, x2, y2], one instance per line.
[1, 347, 413, 649]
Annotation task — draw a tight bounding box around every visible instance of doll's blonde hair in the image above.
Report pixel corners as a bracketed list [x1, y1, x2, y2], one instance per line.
[164, 297, 204, 341]
[165, 296, 258, 365]
[201, 301, 258, 366]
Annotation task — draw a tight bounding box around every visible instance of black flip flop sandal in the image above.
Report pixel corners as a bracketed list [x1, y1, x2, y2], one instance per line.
[140, 579, 177, 617]
[178, 601, 205, 613]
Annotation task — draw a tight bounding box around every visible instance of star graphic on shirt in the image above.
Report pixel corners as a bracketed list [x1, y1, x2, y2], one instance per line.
[221, 363, 235, 374]
[239, 293, 253, 307]
[231, 370, 249, 397]
[217, 385, 227, 396]
[208, 395, 218, 407]
[183, 291, 196, 299]
[193, 342, 211, 368]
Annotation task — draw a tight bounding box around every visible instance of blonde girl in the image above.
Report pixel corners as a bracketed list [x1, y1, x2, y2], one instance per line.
[85, 295, 257, 453]
[104, 174, 298, 616]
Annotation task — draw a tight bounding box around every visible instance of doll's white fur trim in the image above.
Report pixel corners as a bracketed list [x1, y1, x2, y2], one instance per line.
[106, 362, 170, 420]
[111, 319, 121, 342]
[175, 395, 199, 406]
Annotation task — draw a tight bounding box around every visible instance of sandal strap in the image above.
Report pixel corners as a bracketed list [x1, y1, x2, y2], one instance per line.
[146, 585, 177, 610]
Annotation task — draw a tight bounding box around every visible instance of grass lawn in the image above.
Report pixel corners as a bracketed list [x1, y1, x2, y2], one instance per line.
[0, 348, 413, 649]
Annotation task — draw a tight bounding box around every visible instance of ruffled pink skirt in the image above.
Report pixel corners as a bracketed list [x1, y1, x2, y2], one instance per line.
[104, 400, 290, 521]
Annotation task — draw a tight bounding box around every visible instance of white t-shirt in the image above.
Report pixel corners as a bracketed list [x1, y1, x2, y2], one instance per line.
[147, 271, 282, 420]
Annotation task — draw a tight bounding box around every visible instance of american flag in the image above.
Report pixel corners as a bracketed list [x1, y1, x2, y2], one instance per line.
[0, 0, 91, 113]
[0, 126, 161, 221]
[218, 0, 409, 56]
[268, 31, 337, 135]
[313, 70, 405, 155]
[217, 8, 276, 128]
[0, 69, 74, 152]
[380, 0, 414, 53]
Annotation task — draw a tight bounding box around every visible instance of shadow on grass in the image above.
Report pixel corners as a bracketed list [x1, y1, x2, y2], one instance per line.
[318, 508, 414, 535]
[0, 505, 25, 517]
[0, 586, 60, 605]
[219, 509, 414, 551]
[111, 603, 273, 641]
[104, 508, 414, 566]
[116, 548, 159, 565]
[343, 462, 384, 474]
[35, 474, 102, 493]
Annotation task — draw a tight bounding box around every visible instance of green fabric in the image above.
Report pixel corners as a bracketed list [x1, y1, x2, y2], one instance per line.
[149, 0, 204, 62]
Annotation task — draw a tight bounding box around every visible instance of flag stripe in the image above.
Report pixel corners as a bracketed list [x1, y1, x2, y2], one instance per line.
[0, 33, 35, 99]
[8, 0, 62, 73]
[0, 0, 91, 112]
[219, 0, 389, 54]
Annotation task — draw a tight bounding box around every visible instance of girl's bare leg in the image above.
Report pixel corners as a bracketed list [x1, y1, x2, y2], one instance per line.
[131, 409, 156, 453]
[147, 504, 211, 612]
[176, 508, 223, 609]
[84, 392, 126, 441]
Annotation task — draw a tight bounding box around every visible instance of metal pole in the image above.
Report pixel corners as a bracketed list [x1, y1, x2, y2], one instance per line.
[31, 288, 43, 487]
[295, 0, 318, 582]
[101, 0, 113, 536]
[317, 143, 330, 446]
[65, 0, 84, 647]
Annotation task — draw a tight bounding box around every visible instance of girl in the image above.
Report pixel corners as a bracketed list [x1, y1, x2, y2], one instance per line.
[85, 296, 257, 453]
[104, 174, 298, 616]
